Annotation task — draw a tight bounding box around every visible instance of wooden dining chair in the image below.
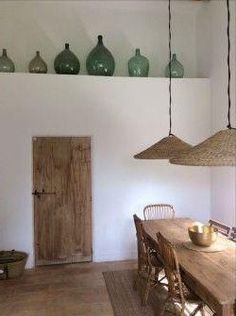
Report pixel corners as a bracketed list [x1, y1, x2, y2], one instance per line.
[157, 232, 207, 316]
[133, 214, 164, 305]
[143, 204, 175, 220]
[230, 227, 236, 241]
[208, 219, 231, 237]
[141, 229, 166, 305]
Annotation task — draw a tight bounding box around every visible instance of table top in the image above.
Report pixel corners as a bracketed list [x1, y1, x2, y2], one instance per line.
[142, 218, 236, 307]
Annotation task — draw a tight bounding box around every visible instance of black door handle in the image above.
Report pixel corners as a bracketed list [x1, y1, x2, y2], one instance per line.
[32, 189, 39, 196]
[32, 189, 56, 198]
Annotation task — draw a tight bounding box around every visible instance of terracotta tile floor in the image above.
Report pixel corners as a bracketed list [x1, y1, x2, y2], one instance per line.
[0, 260, 136, 316]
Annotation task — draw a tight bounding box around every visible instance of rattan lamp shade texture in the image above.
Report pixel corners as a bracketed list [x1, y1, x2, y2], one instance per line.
[134, 134, 192, 160]
[170, 0, 236, 167]
[170, 129, 236, 166]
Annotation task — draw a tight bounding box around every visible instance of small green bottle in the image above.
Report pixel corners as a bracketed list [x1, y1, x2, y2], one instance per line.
[165, 53, 184, 78]
[0, 49, 15, 72]
[128, 49, 149, 77]
[29, 51, 47, 73]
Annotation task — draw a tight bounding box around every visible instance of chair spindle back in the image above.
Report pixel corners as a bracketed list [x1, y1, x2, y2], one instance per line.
[157, 232, 185, 304]
[208, 219, 231, 237]
[143, 204, 175, 221]
[230, 227, 236, 241]
[133, 214, 147, 266]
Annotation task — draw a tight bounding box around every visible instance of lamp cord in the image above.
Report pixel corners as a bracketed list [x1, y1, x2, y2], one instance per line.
[226, 0, 232, 129]
[168, 0, 173, 136]
[168, 0, 233, 133]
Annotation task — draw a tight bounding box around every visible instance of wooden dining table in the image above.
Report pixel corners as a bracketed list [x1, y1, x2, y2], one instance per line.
[142, 218, 236, 316]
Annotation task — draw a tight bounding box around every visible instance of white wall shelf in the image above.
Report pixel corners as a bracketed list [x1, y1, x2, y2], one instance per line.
[0, 73, 208, 80]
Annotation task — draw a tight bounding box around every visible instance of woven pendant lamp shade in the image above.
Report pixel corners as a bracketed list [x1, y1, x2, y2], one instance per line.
[170, 129, 236, 166]
[134, 134, 192, 159]
[134, 0, 192, 160]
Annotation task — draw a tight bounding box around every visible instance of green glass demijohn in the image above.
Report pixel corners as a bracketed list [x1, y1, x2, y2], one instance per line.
[165, 53, 184, 78]
[54, 43, 80, 74]
[128, 48, 149, 77]
[86, 35, 115, 76]
[0, 49, 15, 72]
[29, 51, 47, 73]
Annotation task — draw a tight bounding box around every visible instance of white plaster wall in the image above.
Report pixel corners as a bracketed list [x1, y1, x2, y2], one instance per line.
[197, 0, 236, 226]
[0, 0, 201, 77]
[0, 74, 211, 268]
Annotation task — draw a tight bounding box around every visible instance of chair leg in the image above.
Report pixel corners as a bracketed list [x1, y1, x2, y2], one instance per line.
[142, 266, 152, 305]
[154, 267, 162, 286]
[180, 303, 185, 316]
[159, 296, 170, 316]
[133, 272, 138, 290]
[200, 305, 206, 316]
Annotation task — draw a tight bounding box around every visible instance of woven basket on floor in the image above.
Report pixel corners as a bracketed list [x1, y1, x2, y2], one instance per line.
[0, 250, 28, 279]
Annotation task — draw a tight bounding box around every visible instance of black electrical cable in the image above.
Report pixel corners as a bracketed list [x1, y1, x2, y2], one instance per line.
[168, 0, 173, 136]
[226, 0, 232, 129]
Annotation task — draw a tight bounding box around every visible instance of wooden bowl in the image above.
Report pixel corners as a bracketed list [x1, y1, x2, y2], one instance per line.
[188, 224, 218, 247]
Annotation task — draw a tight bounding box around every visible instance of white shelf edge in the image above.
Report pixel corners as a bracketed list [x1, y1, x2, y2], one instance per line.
[0, 72, 209, 80]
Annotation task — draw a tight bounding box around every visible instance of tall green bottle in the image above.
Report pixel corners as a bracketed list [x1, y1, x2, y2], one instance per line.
[86, 35, 115, 76]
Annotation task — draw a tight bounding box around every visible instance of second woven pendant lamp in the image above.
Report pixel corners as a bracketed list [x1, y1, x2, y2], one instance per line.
[134, 0, 192, 160]
[170, 0, 236, 167]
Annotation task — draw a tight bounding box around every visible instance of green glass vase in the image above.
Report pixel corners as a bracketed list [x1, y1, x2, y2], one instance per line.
[128, 48, 149, 77]
[29, 51, 47, 73]
[86, 35, 115, 76]
[0, 49, 15, 73]
[54, 43, 80, 75]
[165, 53, 184, 78]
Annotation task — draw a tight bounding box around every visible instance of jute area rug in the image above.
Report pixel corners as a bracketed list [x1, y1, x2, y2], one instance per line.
[103, 269, 175, 316]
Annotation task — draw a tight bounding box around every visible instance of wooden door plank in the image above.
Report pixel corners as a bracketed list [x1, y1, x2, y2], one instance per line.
[33, 137, 92, 266]
[70, 138, 92, 260]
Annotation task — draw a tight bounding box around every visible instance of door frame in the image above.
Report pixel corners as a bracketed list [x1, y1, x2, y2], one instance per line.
[32, 136, 93, 266]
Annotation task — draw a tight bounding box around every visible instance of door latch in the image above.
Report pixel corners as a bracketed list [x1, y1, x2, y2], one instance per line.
[32, 189, 56, 199]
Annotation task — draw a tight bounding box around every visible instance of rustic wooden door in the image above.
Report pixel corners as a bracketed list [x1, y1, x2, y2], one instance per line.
[33, 137, 92, 266]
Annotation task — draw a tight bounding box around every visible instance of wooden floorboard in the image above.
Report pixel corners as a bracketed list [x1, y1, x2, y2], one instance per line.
[0, 260, 136, 316]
